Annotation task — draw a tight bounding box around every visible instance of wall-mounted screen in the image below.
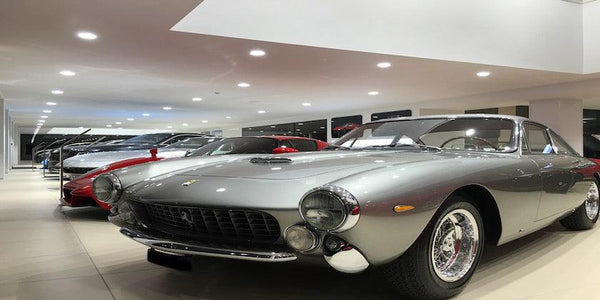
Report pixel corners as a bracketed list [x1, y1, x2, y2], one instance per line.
[371, 109, 412, 121]
[242, 119, 327, 142]
[331, 115, 363, 139]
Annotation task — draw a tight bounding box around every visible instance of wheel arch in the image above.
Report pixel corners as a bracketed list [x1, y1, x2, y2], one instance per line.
[449, 184, 502, 245]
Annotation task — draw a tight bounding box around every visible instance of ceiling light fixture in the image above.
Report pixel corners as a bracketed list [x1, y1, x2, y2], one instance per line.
[51, 90, 64, 95]
[40, 115, 48, 119]
[115, 121, 122, 125]
[237, 82, 251, 88]
[46, 102, 57, 106]
[302, 102, 311, 107]
[192, 97, 203, 102]
[477, 71, 491, 77]
[368, 91, 379, 96]
[377, 62, 392, 68]
[225, 116, 231, 119]
[182, 123, 188, 126]
[37, 123, 43, 126]
[77, 31, 98, 40]
[142, 113, 150, 117]
[127, 118, 134, 121]
[167, 125, 173, 129]
[162, 106, 172, 110]
[201, 120, 208, 123]
[106, 124, 112, 127]
[249, 49, 266, 57]
[38, 120, 45, 123]
[43, 110, 52, 113]
[257, 110, 266, 114]
[59, 70, 76, 76]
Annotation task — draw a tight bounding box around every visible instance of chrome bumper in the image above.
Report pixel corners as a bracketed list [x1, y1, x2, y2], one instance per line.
[120, 227, 297, 262]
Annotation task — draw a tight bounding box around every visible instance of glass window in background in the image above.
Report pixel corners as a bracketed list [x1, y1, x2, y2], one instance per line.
[242, 119, 327, 142]
[331, 115, 363, 139]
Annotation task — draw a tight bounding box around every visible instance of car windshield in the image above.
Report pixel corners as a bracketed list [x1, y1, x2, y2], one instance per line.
[187, 137, 279, 157]
[122, 133, 173, 145]
[166, 137, 220, 149]
[333, 118, 516, 152]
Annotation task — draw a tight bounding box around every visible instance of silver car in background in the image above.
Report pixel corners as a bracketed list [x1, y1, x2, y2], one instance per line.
[93, 115, 600, 299]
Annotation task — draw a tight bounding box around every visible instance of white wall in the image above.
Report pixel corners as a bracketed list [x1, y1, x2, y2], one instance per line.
[529, 99, 583, 155]
[0, 100, 5, 179]
[174, 0, 584, 73]
[583, 1, 600, 73]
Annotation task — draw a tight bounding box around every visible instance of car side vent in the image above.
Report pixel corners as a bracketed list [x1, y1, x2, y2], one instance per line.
[250, 157, 293, 164]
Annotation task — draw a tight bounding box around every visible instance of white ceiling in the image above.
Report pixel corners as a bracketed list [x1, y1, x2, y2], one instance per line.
[1, 0, 600, 132]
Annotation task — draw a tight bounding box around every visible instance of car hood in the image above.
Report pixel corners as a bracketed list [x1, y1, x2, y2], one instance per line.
[63, 148, 188, 169]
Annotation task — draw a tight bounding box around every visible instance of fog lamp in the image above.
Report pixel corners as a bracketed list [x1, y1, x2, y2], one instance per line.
[324, 236, 347, 253]
[285, 225, 317, 252]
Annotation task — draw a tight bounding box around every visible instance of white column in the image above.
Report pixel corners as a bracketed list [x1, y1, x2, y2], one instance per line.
[529, 98, 583, 155]
[0, 99, 5, 179]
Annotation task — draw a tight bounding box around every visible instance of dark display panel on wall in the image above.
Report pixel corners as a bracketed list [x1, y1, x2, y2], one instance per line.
[331, 115, 363, 139]
[242, 119, 327, 142]
[465, 106, 529, 118]
[371, 109, 412, 121]
[21, 134, 135, 161]
[583, 109, 600, 158]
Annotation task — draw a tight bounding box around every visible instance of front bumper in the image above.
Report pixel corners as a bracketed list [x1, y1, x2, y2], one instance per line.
[120, 226, 297, 262]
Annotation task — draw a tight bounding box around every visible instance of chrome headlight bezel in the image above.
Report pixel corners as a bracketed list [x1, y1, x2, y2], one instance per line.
[92, 173, 122, 204]
[299, 185, 360, 232]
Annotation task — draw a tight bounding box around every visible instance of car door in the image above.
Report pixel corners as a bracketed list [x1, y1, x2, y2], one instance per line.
[522, 122, 589, 220]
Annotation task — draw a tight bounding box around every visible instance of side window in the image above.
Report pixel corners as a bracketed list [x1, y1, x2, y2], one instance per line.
[288, 139, 318, 151]
[523, 124, 552, 154]
[549, 130, 578, 156]
[164, 135, 196, 145]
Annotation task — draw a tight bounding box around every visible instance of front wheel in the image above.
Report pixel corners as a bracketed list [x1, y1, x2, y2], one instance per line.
[382, 197, 484, 299]
[560, 181, 600, 230]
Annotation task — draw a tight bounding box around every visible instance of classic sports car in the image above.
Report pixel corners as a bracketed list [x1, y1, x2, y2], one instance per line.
[93, 115, 600, 299]
[332, 122, 360, 132]
[65, 136, 327, 211]
[62, 137, 221, 178]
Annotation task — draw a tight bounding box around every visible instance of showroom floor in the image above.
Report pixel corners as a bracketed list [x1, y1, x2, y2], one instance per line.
[1, 168, 599, 300]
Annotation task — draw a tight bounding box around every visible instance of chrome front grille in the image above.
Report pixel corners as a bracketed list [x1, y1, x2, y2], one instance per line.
[134, 202, 281, 243]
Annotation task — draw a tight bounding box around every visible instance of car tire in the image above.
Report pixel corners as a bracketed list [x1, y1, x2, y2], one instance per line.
[381, 195, 485, 299]
[560, 181, 600, 230]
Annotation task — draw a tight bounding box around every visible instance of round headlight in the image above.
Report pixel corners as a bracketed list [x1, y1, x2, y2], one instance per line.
[299, 185, 360, 232]
[285, 225, 318, 252]
[92, 173, 122, 204]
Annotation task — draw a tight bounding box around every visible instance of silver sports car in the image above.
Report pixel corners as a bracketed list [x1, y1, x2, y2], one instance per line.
[93, 115, 600, 299]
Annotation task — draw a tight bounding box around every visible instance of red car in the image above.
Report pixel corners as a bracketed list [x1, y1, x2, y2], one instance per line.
[60, 136, 328, 210]
[332, 123, 360, 132]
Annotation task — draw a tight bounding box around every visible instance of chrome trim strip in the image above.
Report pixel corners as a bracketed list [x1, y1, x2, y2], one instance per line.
[120, 227, 297, 262]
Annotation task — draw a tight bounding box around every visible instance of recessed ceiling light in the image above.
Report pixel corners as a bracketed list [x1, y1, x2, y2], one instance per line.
[192, 97, 203, 102]
[182, 123, 188, 126]
[46, 102, 57, 106]
[76, 31, 98, 40]
[115, 121, 122, 125]
[37, 123, 43, 126]
[302, 102, 311, 107]
[43, 110, 52, 113]
[162, 106, 172, 110]
[106, 124, 112, 127]
[38, 120, 45, 123]
[51, 90, 64, 95]
[377, 62, 392, 68]
[127, 118, 134, 121]
[249, 49, 266, 57]
[201, 120, 208, 123]
[167, 125, 172, 129]
[225, 116, 232, 119]
[368, 91, 379, 96]
[59, 70, 76, 76]
[237, 82, 251, 88]
[257, 110, 266, 114]
[40, 115, 48, 119]
[78, 126, 83, 129]
[142, 113, 150, 117]
[477, 71, 491, 77]
[118, 127, 123, 130]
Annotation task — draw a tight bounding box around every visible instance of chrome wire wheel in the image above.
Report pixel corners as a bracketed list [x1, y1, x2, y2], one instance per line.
[585, 182, 600, 220]
[431, 208, 480, 283]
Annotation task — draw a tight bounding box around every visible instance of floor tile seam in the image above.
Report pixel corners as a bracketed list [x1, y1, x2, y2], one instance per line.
[0, 273, 102, 285]
[64, 211, 117, 300]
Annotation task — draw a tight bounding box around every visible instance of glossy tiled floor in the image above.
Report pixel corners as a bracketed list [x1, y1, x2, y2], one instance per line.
[1, 168, 600, 299]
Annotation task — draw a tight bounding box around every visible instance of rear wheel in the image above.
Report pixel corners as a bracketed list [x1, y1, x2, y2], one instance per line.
[382, 196, 484, 299]
[560, 181, 600, 230]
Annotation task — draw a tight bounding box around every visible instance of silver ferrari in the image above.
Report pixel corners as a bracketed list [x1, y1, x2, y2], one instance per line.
[93, 115, 600, 299]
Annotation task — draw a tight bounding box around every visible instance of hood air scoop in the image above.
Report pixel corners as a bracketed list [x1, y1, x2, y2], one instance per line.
[250, 157, 293, 164]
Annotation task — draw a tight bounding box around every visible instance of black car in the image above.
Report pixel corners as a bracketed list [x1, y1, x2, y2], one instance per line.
[48, 133, 208, 173]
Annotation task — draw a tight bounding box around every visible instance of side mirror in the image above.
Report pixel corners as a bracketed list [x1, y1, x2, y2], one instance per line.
[149, 148, 158, 158]
[272, 147, 298, 154]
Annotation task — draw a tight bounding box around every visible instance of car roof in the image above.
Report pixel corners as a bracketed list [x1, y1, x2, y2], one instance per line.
[369, 114, 529, 124]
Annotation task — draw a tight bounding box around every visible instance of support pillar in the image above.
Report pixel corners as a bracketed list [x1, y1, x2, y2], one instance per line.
[0, 99, 5, 179]
[529, 98, 583, 155]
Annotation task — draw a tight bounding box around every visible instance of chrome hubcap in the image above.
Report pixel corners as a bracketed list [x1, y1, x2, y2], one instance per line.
[585, 183, 599, 220]
[431, 208, 479, 283]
